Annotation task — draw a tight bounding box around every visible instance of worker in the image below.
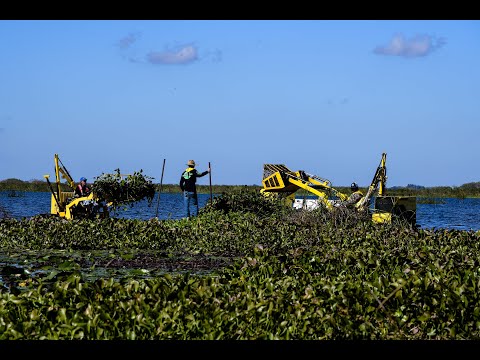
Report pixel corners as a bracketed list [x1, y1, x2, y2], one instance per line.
[179, 160, 210, 218]
[338, 182, 364, 208]
[75, 177, 91, 197]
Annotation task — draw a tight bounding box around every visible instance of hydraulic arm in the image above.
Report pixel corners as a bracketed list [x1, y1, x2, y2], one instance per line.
[355, 152, 387, 210]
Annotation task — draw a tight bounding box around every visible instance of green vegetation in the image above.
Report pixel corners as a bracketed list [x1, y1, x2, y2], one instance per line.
[91, 169, 156, 210]
[0, 178, 48, 192]
[1, 188, 480, 339]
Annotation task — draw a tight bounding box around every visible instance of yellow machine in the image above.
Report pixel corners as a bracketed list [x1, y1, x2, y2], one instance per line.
[261, 153, 416, 225]
[261, 164, 348, 210]
[43, 154, 109, 220]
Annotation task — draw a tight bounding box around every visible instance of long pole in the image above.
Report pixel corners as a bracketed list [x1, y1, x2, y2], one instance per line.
[208, 161, 213, 205]
[44, 175, 61, 211]
[155, 159, 166, 219]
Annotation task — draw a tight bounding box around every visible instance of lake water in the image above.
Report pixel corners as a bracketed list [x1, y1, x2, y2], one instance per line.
[1, 191, 479, 231]
[0, 191, 214, 221]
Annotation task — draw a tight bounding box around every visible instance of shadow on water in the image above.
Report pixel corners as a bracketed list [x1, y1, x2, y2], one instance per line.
[0, 249, 231, 289]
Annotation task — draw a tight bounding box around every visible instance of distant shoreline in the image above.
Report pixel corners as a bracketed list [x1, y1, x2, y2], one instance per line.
[1, 179, 480, 198]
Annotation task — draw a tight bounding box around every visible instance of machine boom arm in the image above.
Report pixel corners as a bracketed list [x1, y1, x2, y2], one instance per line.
[54, 154, 76, 190]
[355, 153, 387, 210]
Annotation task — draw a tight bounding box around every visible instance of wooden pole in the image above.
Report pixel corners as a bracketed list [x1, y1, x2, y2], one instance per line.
[155, 159, 166, 219]
[208, 161, 213, 205]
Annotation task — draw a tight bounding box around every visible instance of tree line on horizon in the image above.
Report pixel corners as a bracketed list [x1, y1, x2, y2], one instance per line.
[1, 178, 480, 198]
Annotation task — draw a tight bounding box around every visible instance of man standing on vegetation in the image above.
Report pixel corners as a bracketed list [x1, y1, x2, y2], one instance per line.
[179, 160, 210, 218]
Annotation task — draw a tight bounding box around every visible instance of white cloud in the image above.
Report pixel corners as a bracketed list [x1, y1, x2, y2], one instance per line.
[147, 45, 198, 65]
[374, 34, 446, 58]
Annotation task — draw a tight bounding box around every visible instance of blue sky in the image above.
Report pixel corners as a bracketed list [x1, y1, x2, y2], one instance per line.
[1, 20, 479, 188]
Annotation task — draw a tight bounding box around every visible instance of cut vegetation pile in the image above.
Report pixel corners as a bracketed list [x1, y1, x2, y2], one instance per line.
[90, 168, 156, 210]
